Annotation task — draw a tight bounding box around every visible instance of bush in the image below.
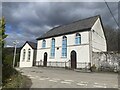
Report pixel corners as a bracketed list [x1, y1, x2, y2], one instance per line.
[2, 71, 32, 88]
[98, 62, 119, 72]
[2, 47, 20, 86]
[2, 62, 18, 85]
[98, 65, 119, 72]
[91, 64, 96, 72]
[4, 54, 19, 66]
[3, 47, 20, 66]
[4, 54, 13, 65]
[2, 56, 32, 88]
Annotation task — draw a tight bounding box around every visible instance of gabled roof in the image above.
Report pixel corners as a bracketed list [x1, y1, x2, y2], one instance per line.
[37, 15, 100, 40]
[21, 41, 37, 49]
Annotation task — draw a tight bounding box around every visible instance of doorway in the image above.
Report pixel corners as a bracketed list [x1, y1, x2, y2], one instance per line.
[43, 52, 47, 67]
[70, 50, 77, 69]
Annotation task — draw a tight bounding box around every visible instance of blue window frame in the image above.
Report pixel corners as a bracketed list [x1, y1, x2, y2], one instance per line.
[75, 33, 81, 45]
[50, 38, 55, 58]
[62, 36, 67, 57]
[42, 39, 46, 48]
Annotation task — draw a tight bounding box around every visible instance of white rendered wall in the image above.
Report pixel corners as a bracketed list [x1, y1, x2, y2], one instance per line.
[91, 18, 107, 52]
[19, 43, 34, 67]
[36, 31, 90, 68]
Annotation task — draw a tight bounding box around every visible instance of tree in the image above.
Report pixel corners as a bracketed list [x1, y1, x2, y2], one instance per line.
[104, 26, 118, 51]
[0, 16, 8, 48]
[0, 16, 8, 86]
[0, 17, 18, 86]
[0, 16, 8, 64]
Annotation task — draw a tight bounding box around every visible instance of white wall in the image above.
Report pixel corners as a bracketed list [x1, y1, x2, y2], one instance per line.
[19, 43, 34, 67]
[91, 18, 107, 52]
[36, 31, 90, 68]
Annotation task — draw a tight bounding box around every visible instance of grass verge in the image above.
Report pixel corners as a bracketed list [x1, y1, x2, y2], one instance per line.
[2, 72, 32, 89]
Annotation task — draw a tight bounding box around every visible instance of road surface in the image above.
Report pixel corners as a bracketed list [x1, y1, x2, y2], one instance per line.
[16, 67, 118, 88]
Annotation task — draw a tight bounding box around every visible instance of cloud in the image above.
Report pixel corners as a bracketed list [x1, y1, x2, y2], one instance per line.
[2, 2, 118, 47]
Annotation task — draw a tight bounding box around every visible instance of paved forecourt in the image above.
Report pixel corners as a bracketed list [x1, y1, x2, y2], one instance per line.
[16, 67, 118, 88]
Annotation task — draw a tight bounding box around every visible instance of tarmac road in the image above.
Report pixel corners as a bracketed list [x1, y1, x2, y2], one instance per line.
[16, 67, 118, 88]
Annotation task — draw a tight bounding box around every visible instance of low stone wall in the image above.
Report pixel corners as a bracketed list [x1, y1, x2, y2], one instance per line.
[92, 52, 120, 72]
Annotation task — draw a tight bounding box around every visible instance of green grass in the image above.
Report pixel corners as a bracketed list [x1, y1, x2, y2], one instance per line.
[2, 72, 32, 89]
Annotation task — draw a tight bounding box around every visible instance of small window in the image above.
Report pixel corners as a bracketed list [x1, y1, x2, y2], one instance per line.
[42, 39, 46, 48]
[22, 49, 26, 61]
[27, 49, 31, 61]
[75, 33, 81, 45]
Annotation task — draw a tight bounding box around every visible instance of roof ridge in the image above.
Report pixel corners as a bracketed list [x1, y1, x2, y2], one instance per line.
[21, 41, 37, 49]
[69, 15, 100, 24]
[49, 15, 100, 31]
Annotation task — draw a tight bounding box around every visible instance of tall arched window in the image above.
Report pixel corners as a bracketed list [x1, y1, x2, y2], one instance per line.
[42, 39, 46, 48]
[62, 36, 67, 57]
[75, 33, 81, 45]
[50, 38, 55, 58]
[27, 49, 31, 61]
[22, 49, 26, 61]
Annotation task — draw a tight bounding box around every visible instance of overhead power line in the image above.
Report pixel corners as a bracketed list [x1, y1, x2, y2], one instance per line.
[104, 0, 119, 28]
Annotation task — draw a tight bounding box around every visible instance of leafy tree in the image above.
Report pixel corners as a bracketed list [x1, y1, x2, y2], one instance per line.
[0, 17, 18, 86]
[0, 16, 8, 86]
[0, 16, 8, 65]
[0, 16, 8, 48]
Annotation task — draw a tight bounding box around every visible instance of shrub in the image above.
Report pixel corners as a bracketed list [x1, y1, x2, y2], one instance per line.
[2, 62, 18, 85]
[91, 64, 96, 72]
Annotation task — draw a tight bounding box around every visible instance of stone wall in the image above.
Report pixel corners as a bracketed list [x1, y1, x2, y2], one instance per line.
[92, 52, 120, 72]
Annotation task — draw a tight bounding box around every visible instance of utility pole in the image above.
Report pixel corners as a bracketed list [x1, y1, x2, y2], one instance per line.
[13, 40, 19, 68]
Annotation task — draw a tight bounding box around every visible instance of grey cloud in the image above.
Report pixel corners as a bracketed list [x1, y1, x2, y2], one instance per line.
[2, 2, 118, 47]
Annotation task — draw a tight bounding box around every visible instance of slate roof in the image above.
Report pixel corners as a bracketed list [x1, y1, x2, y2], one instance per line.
[21, 41, 37, 49]
[37, 15, 100, 40]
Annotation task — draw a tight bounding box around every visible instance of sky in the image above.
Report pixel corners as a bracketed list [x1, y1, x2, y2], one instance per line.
[2, 2, 119, 47]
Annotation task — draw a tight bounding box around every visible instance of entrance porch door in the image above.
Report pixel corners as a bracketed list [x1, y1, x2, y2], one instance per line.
[71, 50, 77, 69]
[43, 52, 47, 67]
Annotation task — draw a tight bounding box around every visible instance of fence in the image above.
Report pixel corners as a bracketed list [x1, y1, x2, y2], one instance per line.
[36, 60, 70, 68]
[35, 60, 90, 69]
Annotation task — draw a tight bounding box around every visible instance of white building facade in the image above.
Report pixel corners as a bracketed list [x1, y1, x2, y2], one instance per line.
[19, 41, 37, 67]
[35, 15, 107, 69]
[36, 31, 90, 68]
[19, 15, 107, 68]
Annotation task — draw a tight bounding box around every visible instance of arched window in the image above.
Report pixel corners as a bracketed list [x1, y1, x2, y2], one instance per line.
[62, 36, 67, 57]
[22, 49, 26, 61]
[50, 38, 55, 58]
[42, 39, 46, 48]
[75, 33, 81, 45]
[27, 49, 31, 61]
